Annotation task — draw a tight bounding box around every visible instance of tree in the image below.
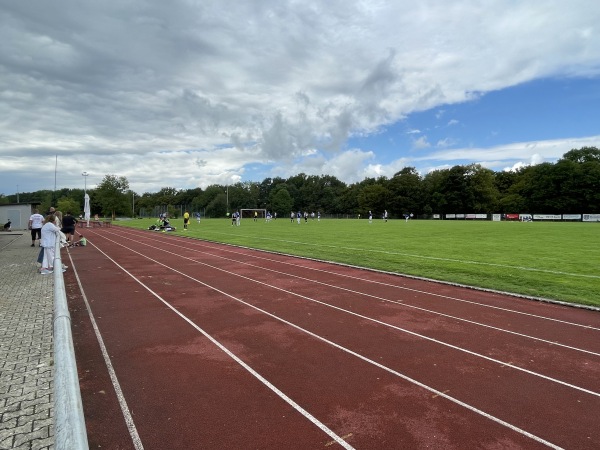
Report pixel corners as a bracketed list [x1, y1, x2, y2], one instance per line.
[95, 175, 130, 219]
[423, 169, 448, 214]
[57, 196, 82, 217]
[389, 167, 422, 216]
[464, 164, 498, 213]
[270, 186, 294, 216]
[560, 146, 600, 164]
[357, 183, 389, 216]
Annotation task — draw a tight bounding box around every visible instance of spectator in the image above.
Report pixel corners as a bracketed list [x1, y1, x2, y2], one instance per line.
[29, 209, 45, 247]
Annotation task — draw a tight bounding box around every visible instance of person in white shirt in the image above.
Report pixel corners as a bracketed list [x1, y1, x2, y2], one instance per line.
[28, 209, 45, 247]
[40, 215, 61, 275]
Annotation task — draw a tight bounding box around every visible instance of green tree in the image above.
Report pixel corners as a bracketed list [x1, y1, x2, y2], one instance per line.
[95, 175, 130, 219]
[422, 169, 448, 214]
[560, 146, 600, 164]
[57, 196, 82, 217]
[389, 167, 422, 217]
[200, 185, 228, 217]
[357, 183, 389, 216]
[464, 164, 498, 213]
[270, 186, 294, 216]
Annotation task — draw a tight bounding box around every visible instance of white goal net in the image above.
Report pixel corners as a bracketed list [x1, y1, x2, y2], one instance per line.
[239, 209, 267, 219]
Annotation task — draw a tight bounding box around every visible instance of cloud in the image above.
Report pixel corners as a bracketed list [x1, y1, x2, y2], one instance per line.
[413, 136, 431, 149]
[1, 1, 599, 194]
[418, 135, 600, 171]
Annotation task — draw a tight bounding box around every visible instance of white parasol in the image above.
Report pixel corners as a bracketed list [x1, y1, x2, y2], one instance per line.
[84, 193, 91, 227]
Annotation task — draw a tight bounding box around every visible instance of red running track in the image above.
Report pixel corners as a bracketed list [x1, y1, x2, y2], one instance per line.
[63, 226, 600, 449]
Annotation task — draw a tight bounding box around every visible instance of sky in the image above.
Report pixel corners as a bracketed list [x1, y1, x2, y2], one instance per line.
[1, 1, 599, 196]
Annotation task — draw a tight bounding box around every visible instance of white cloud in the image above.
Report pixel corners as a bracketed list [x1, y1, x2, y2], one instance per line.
[416, 136, 600, 171]
[413, 136, 431, 149]
[1, 1, 599, 194]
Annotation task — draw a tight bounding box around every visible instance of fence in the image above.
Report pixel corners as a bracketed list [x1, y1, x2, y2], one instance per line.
[53, 239, 89, 449]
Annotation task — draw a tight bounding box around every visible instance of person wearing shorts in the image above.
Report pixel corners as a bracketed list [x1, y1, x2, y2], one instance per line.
[29, 209, 44, 247]
[61, 211, 77, 245]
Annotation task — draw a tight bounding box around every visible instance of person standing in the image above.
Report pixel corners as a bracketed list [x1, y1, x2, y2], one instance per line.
[183, 210, 190, 230]
[40, 214, 61, 275]
[61, 211, 77, 245]
[29, 209, 45, 247]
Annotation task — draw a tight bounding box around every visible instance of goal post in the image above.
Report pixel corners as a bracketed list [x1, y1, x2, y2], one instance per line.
[240, 209, 267, 220]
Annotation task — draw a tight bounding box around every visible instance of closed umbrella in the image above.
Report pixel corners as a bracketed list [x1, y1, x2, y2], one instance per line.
[84, 193, 91, 227]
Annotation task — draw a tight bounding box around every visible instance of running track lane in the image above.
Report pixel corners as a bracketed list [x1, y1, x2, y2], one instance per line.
[63, 226, 600, 449]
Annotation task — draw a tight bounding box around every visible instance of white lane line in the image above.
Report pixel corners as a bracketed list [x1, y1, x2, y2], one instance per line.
[201, 242, 600, 328]
[138, 234, 600, 356]
[67, 251, 145, 450]
[86, 238, 355, 450]
[119, 227, 600, 330]
[91, 233, 564, 450]
[107, 230, 600, 399]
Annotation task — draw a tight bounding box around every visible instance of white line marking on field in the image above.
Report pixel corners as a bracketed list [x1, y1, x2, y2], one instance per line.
[205, 230, 600, 280]
[67, 251, 144, 450]
[86, 238, 355, 450]
[89, 233, 565, 450]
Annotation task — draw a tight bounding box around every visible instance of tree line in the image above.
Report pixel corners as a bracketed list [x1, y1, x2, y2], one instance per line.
[3, 147, 599, 219]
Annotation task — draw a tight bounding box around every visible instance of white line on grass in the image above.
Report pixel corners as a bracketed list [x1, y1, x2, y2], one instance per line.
[205, 230, 600, 280]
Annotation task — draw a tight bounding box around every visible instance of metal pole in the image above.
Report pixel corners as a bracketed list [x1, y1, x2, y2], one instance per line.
[82, 172, 89, 227]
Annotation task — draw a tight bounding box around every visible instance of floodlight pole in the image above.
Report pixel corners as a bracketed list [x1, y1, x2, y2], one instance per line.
[82, 171, 88, 194]
[82, 171, 89, 227]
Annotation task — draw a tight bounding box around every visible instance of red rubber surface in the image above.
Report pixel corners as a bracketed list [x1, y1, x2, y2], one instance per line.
[63, 226, 600, 449]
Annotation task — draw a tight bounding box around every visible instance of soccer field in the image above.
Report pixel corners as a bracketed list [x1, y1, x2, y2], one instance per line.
[122, 217, 600, 307]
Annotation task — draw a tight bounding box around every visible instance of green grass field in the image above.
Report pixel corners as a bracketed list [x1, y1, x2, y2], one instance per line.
[119, 217, 600, 307]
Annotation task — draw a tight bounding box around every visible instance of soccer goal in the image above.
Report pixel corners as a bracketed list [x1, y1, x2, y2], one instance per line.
[240, 209, 267, 220]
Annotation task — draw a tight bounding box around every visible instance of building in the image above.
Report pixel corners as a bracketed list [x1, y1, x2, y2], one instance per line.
[0, 203, 40, 231]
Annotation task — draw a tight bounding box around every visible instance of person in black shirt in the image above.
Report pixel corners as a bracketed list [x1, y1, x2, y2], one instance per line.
[61, 211, 77, 246]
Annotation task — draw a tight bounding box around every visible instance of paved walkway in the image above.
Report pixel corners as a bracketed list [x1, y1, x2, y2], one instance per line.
[0, 232, 54, 450]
